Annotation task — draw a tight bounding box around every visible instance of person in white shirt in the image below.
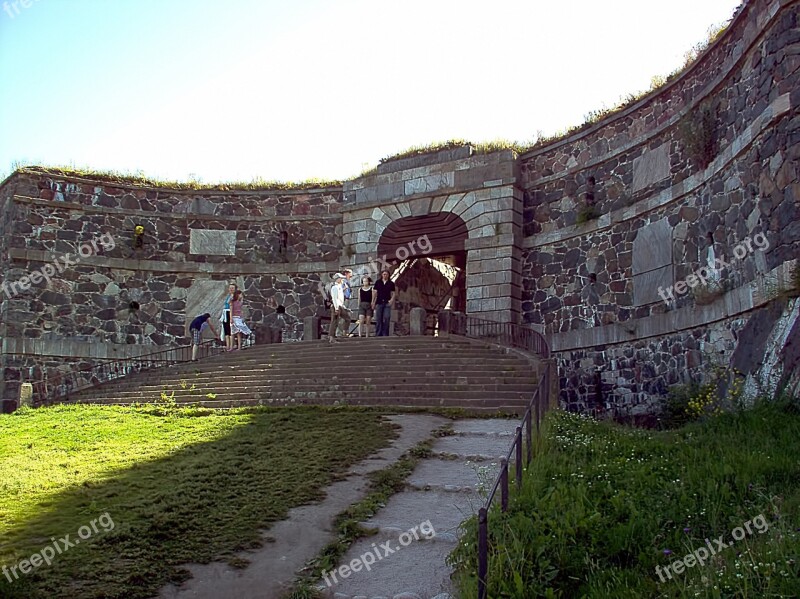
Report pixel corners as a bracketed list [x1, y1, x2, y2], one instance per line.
[329, 273, 346, 343]
[339, 268, 354, 337]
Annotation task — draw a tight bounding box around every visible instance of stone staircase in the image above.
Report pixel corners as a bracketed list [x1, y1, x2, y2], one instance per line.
[65, 336, 540, 413]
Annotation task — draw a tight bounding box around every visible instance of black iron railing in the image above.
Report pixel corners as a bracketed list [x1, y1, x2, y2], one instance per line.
[435, 310, 553, 597]
[438, 311, 550, 359]
[476, 362, 552, 598]
[31, 336, 251, 404]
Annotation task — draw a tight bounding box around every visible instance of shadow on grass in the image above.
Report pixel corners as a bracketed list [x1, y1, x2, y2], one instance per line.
[0, 408, 396, 599]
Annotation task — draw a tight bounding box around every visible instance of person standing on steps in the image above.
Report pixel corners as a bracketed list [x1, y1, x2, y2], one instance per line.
[340, 268, 354, 337]
[221, 282, 237, 352]
[329, 272, 346, 343]
[189, 313, 218, 361]
[230, 289, 252, 350]
[372, 269, 396, 337]
[357, 276, 376, 337]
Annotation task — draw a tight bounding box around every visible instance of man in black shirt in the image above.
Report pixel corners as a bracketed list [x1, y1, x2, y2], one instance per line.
[371, 269, 396, 336]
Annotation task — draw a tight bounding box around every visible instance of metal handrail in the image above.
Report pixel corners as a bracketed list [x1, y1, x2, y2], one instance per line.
[438, 310, 550, 359]
[476, 363, 552, 598]
[435, 310, 552, 598]
[30, 335, 250, 404]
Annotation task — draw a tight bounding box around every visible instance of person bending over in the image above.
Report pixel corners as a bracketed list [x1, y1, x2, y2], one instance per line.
[189, 313, 218, 361]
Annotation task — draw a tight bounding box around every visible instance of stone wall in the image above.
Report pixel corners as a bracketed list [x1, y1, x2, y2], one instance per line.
[0, 172, 342, 407]
[556, 263, 800, 415]
[2, 0, 799, 416]
[520, 0, 800, 413]
[0, 176, 21, 407]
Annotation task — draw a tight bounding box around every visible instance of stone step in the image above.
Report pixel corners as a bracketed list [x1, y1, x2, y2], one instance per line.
[72, 388, 531, 404]
[78, 372, 533, 392]
[167, 341, 514, 362]
[188, 350, 520, 366]
[55, 335, 541, 415]
[202, 337, 487, 352]
[100, 357, 529, 375]
[76, 383, 533, 399]
[74, 395, 527, 412]
[74, 363, 531, 390]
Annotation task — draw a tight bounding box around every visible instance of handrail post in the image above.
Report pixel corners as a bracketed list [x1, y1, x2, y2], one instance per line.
[525, 408, 533, 465]
[536, 385, 541, 437]
[515, 426, 523, 488]
[500, 458, 509, 512]
[478, 507, 488, 599]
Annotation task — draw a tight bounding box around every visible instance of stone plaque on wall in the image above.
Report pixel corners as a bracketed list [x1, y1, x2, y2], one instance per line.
[632, 218, 673, 306]
[632, 143, 671, 193]
[189, 229, 237, 255]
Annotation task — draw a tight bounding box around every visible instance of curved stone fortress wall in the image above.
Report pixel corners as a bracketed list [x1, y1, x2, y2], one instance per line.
[0, 173, 341, 406]
[519, 0, 800, 414]
[1, 0, 798, 414]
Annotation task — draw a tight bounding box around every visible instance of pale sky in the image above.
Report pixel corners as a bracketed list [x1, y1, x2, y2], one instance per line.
[0, 0, 742, 185]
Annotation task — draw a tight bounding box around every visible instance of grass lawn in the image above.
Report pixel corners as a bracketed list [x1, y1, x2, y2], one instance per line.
[0, 404, 396, 599]
[450, 399, 800, 598]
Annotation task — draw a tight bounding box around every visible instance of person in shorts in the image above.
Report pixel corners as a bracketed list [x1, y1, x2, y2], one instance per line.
[357, 276, 376, 337]
[221, 282, 237, 351]
[230, 290, 252, 351]
[339, 268, 354, 337]
[329, 273, 346, 343]
[189, 313, 218, 361]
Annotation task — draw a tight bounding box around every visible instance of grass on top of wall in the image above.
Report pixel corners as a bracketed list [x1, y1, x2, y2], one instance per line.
[0, 404, 396, 599]
[449, 397, 800, 598]
[374, 18, 736, 166]
[10, 164, 343, 192]
[376, 139, 529, 167]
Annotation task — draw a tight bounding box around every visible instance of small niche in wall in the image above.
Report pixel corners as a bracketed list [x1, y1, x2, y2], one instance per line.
[577, 175, 600, 224]
[586, 176, 596, 205]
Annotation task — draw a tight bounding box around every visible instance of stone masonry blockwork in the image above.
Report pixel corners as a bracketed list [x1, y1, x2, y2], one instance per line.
[1, 0, 798, 415]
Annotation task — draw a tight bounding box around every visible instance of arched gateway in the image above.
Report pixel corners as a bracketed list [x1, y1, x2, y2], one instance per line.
[377, 213, 469, 332]
[340, 147, 523, 326]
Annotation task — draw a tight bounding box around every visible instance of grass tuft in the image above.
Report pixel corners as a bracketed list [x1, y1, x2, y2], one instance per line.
[9, 164, 342, 192]
[375, 139, 529, 168]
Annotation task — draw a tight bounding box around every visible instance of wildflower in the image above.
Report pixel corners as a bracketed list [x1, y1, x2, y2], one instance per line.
[663, 549, 673, 556]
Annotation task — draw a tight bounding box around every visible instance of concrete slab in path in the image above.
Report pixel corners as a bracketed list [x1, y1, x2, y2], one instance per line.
[319, 417, 521, 599]
[406, 458, 502, 492]
[157, 413, 448, 599]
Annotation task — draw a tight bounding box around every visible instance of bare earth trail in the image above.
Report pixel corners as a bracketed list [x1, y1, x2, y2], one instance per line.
[157, 415, 518, 599]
